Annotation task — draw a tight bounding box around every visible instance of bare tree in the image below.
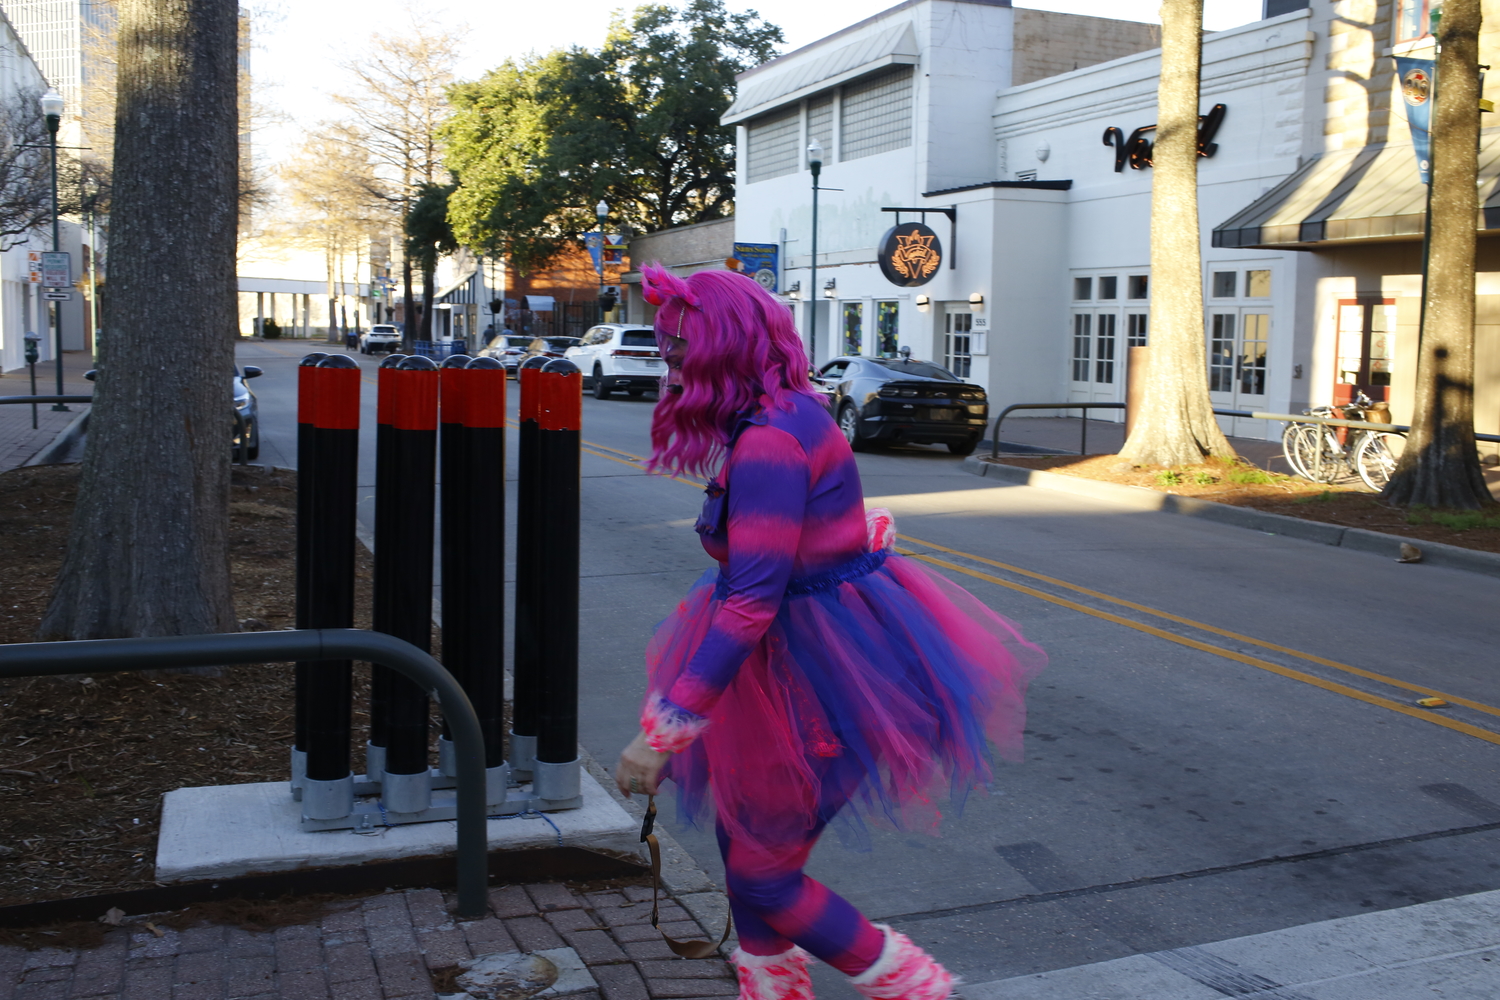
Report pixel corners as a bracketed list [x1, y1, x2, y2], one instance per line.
[1117, 0, 1234, 467]
[41, 0, 240, 641]
[328, 18, 458, 347]
[1382, 0, 1492, 508]
[0, 92, 68, 248]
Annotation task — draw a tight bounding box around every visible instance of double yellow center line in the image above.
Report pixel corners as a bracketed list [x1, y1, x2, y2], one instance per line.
[574, 436, 1500, 749]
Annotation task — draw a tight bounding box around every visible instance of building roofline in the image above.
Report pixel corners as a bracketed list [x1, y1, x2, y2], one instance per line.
[737, 0, 1010, 83]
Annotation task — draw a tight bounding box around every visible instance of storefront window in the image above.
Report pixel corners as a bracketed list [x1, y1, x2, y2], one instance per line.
[1246, 269, 1272, 297]
[1209, 314, 1236, 392]
[1073, 277, 1092, 300]
[1240, 314, 1269, 395]
[1127, 313, 1148, 347]
[843, 302, 863, 355]
[875, 301, 899, 356]
[1098, 276, 1118, 300]
[1096, 314, 1117, 384]
[1212, 271, 1237, 298]
[1397, 0, 1430, 39]
[1128, 275, 1149, 299]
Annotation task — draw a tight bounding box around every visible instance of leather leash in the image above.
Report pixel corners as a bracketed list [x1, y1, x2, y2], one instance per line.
[641, 795, 733, 958]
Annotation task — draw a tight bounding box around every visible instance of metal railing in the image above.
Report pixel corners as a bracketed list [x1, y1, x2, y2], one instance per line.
[988, 403, 1500, 462]
[0, 628, 491, 917]
[989, 402, 1126, 459]
[0, 394, 91, 405]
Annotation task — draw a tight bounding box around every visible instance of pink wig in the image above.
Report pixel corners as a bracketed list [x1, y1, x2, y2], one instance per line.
[643, 264, 819, 477]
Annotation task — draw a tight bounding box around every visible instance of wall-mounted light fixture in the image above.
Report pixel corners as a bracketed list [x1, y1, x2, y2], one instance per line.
[786, 280, 802, 300]
[968, 292, 984, 312]
[915, 294, 930, 311]
[823, 278, 837, 299]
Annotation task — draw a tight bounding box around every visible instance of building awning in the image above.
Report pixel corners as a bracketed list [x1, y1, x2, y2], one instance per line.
[723, 22, 918, 125]
[1214, 129, 1500, 249]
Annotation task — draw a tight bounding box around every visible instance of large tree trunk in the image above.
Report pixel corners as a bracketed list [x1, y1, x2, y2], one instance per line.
[1117, 0, 1234, 467]
[1382, 0, 1491, 508]
[40, 0, 238, 641]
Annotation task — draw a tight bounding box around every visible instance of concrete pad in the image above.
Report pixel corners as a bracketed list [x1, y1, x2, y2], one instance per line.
[155, 768, 638, 883]
[963, 954, 1221, 1000]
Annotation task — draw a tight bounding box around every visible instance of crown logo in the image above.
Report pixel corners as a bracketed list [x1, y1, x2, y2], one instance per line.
[890, 230, 940, 280]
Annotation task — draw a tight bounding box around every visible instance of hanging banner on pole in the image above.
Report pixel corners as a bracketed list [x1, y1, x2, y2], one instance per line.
[584, 232, 604, 275]
[1395, 56, 1435, 184]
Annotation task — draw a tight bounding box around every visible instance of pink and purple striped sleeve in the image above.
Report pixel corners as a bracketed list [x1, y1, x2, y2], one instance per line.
[643, 425, 809, 752]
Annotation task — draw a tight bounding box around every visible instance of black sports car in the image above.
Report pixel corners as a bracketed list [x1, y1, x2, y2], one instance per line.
[814, 356, 987, 455]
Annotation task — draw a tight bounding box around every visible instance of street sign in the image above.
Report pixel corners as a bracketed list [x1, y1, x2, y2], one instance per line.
[43, 291, 71, 300]
[41, 251, 70, 288]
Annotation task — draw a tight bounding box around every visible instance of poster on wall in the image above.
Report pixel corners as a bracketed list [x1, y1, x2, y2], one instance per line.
[732, 242, 779, 292]
[877, 223, 943, 286]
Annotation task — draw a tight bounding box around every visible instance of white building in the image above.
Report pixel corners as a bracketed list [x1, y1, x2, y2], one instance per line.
[0, 5, 86, 375]
[727, 0, 1500, 450]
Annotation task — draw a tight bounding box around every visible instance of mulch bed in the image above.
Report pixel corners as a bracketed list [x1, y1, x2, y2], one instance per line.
[997, 454, 1500, 555]
[0, 464, 388, 908]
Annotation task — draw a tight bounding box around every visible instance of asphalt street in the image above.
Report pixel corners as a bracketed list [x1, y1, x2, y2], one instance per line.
[238, 339, 1500, 992]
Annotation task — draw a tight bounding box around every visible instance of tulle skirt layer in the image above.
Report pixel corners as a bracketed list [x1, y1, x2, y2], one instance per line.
[647, 553, 1046, 854]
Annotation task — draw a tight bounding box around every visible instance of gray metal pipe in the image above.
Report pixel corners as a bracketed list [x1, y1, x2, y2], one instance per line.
[0, 627, 490, 917]
[0, 395, 92, 405]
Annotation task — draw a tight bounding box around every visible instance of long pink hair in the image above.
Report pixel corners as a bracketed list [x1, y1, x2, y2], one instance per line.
[643, 264, 820, 477]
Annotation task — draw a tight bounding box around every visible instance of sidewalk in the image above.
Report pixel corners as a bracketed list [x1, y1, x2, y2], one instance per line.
[0, 353, 94, 473]
[0, 881, 737, 1000]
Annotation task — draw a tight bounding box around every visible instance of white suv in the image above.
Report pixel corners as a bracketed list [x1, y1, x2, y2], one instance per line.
[566, 325, 664, 399]
[359, 324, 402, 354]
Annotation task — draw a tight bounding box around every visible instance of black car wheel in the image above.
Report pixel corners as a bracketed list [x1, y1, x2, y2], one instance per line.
[838, 403, 869, 452]
[593, 365, 612, 399]
[947, 438, 978, 456]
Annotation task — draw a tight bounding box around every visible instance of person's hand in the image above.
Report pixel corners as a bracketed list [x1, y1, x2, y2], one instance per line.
[616, 730, 670, 798]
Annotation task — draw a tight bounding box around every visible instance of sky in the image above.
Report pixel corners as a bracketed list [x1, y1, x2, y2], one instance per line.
[248, 0, 1264, 170]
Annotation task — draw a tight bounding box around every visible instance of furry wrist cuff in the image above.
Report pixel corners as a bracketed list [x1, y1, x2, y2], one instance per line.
[642, 695, 710, 753]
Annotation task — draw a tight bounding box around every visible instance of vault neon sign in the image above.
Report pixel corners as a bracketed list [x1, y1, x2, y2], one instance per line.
[1102, 104, 1227, 172]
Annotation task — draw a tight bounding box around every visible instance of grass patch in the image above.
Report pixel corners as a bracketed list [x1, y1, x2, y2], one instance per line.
[1225, 466, 1278, 485]
[1156, 470, 1183, 486]
[1295, 490, 1336, 504]
[1403, 505, 1500, 531]
[1193, 471, 1219, 486]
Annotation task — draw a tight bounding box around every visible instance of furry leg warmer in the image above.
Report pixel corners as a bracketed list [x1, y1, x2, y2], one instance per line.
[848, 926, 955, 1000]
[730, 946, 814, 1000]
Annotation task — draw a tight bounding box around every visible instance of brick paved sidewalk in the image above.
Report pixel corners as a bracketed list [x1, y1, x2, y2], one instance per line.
[0, 881, 739, 1000]
[0, 353, 94, 474]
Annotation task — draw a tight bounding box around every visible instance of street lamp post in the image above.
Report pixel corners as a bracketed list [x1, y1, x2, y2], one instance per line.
[41, 89, 67, 411]
[807, 140, 822, 365]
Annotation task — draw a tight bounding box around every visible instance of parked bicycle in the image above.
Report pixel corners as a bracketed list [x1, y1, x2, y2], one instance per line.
[1280, 391, 1405, 491]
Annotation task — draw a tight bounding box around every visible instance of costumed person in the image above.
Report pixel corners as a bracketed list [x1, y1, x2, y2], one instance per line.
[615, 265, 1045, 1000]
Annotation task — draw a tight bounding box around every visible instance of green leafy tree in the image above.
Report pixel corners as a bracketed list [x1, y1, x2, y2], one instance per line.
[443, 0, 781, 272]
[404, 182, 458, 340]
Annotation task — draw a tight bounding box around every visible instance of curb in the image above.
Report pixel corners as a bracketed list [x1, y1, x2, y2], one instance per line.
[963, 455, 1500, 579]
[22, 408, 89, 467]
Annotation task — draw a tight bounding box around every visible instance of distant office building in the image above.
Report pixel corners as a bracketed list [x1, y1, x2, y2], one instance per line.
[0, 0, 109, 111]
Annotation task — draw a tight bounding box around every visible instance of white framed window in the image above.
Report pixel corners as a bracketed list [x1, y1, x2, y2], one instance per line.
[945, 310, 973, 378]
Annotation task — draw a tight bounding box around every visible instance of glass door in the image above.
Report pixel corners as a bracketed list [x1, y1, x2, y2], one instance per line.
[944, 309, 973, 378]
[1334, 299, 1396, 405]
[1206, 308, 1270, 434]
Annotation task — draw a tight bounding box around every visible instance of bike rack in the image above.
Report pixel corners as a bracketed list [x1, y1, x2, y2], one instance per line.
[0, 628, 491, 918]
[989, 402, 1126, 460]
[1211, 407, 1500, 443]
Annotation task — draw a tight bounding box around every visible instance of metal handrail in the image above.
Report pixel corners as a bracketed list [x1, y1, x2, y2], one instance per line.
[989, 402, 1126, 459]
[0, 628, 491, 918]
[0, 395, 91, 404]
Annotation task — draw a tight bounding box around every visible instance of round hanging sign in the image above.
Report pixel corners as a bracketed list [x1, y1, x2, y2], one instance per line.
[877, 222, 943, 287]
[1401, 67, 1431, 107]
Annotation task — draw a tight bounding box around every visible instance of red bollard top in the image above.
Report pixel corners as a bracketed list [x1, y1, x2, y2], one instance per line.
[518, 355, 549, 424]
[313, 355, 360, 430]
[376, 354, 408, 427]
[297, 353, 329, 426]
[465, 356, 507, 429]
[393, 355, 438, 432]
[538, 359, 582, 432]
[440, 355, 472, 428]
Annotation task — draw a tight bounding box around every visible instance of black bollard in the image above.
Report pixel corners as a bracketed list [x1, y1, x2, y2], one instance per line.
[438, 354, 472, 780]
[534, 358, 582, 805]
[367, 353, 407, 779]
[375, 354, 438, 814]
[462, 356, 508, 806]
[511, 355, 550, 781]
[292, 352, 328, 798]
[302, 354, 360, 820]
